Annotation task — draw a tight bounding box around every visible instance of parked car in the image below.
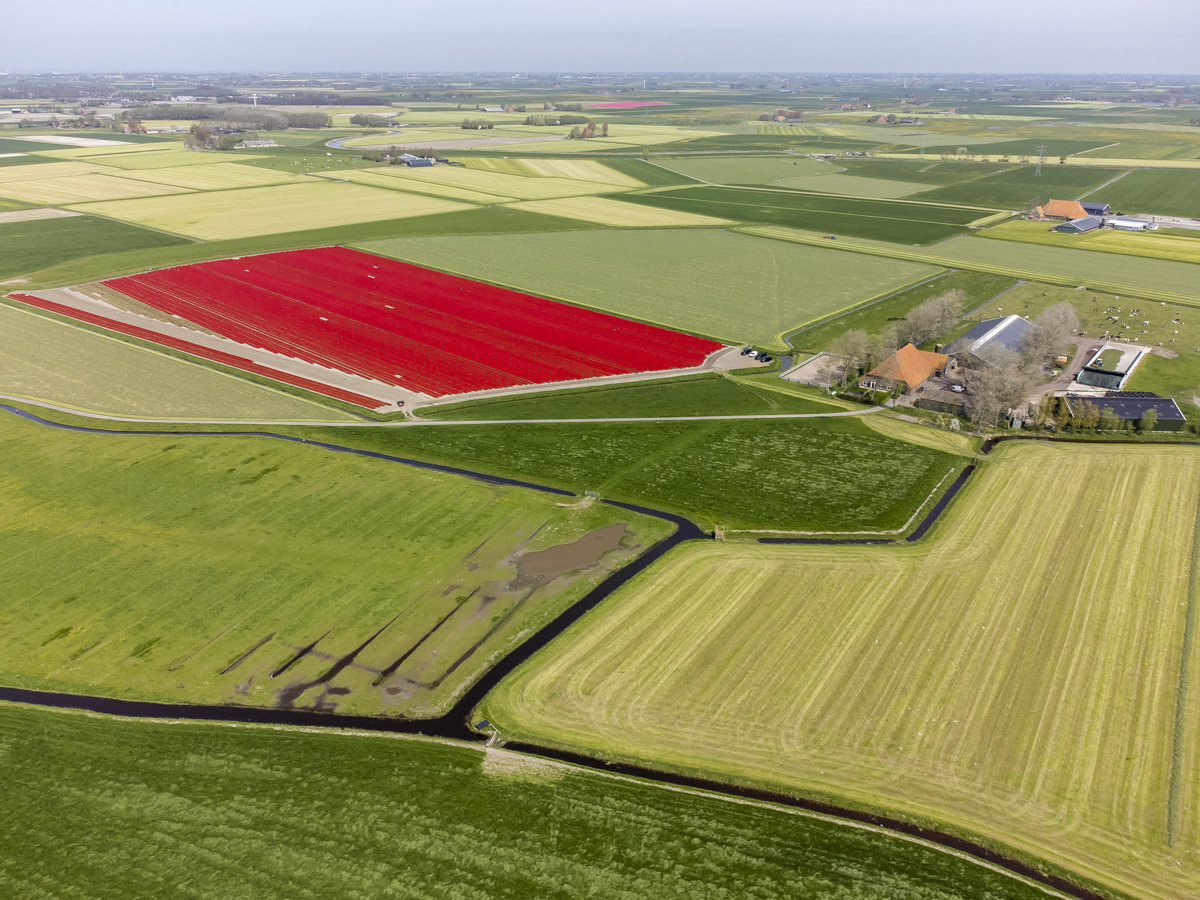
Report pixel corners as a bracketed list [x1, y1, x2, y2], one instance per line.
[950, 384, 965, 393]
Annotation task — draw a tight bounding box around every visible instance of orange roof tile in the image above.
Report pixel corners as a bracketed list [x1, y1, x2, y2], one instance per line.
[867, 343, 948, 390]
[1041, 199, 1088, 220]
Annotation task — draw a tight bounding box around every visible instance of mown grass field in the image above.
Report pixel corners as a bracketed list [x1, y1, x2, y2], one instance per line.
[314, 166, 519, 203]
[653, 155, 836, 183]
[0, 303, 355, 421]
[75, 181, 469, 240]
[507, 195, 731, 227]
[359, 228, 942, 348]
[310, 415, 966, 533]
[0, 412, 669, 716]
[0, 705, 1050, 900]
[981, 219, 1200, 265]
[112, 161, 305, 191]
[461, 156, 644, 187]
[0, 214, 189, 281]
[484, 442, 1200, 900]
[378, 165, 629, 200]
[622, 185, 983, 243]
[420, 373, 847, 420]
[791, 270, 1017, 352]
[915, 164, 1121, 209]
[0, 172, 194, 205]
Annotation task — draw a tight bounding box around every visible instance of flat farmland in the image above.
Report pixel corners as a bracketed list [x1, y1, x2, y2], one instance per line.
[982, 219, 1200, 265]
[0, 214, 188, 281]
[88, 148, 269, 170]
[371, 165, 628, 200]
[0, 160, 102, 182]
[0, 172, 193, 205]
[1087, 168, 1200, 219]
[0, 303, 356, 421]
[462, 157, 644, 187]
[484, 442, 1200, 900]
[314, 167, 518, 203]
[0, 707, 1049, 900]
[360, 229, 942, 348]
[653, 155, 838, 183]
[508, 196, 731, 227]
[916, 165, 1124, 209]
[113, 161, 305, 191]
[621, 185, 983, 243]
[96, 247, 722, 398]
[0, 411, 671, 717]
[73, 182, 468, 239]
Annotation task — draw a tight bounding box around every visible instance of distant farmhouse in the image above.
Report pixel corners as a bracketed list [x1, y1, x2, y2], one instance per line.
[945, 314, 1036, 364]
[1032, 199, 1154, 234]
[1053, 216, 1103, 234]
[1034, 199, 1088, 220]
[858, 343, 948, 394]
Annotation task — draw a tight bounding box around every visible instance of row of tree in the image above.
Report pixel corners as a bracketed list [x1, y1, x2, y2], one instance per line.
[1034, 396, 1157, 433]
[568, 120, 608, 140]
[461, 119, 494, 129]
[524, 114, 590, 126]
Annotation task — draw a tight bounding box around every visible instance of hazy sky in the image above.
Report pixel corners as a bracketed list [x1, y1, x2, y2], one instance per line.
[8, 0, 1199, 75]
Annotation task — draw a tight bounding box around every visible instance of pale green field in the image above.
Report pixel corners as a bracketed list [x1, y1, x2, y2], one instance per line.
[0, 160, 102, 183]
[485, 442, 1200, 900]
[983, 219, 1200, 265]
[116, 162, 305, 191]
[779, 173, 932, 198]
[93, 149, 267, 170]
[655, 155, 836, 183]
[0, 173, 193, 205]
[508, 196, 731, 227]
[462, 157, 643, 187]
[0, 303, 356, 422]
[312, 167, 516, 203]
[0, 413, 670, 717]
[375, 166, 627, 200]
[359, 229, 941, 348]
[74, 182, 468, 240]
[32, 142, 182, 159]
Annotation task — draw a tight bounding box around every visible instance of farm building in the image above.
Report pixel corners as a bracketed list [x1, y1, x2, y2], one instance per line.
[946, 314, 1036, 364]
[1075, 341, 1150, 390]
[1063, 392, 1185, 431]
[1035, 199, 1089, 220]
[1080, 201, 1112, 216]
[1053, 216, 1104, 234]
[1109, 216, 1155, 232]
[858, 343, 948, 394]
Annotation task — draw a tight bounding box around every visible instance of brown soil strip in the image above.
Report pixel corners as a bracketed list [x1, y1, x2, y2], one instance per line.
[277, 615, 400, 708]
[270, 631, 330, 679]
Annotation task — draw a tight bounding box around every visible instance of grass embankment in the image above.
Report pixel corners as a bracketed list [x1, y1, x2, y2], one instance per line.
[419, 373, 846, 420]
[0, 704, 1052, 900]
[790, 269, 1018, 352]
[484, 441, 1200, 900]
[0, 412, 669, 716]
[359, 228, 941, 349]
[307, 415, 967, 533]
[0, 303, 357, 422]
[744, 226, 1200, 307]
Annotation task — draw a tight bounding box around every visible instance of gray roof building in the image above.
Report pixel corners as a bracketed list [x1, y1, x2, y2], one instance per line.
[1065, 392, 1185, 431]
[946, 314, 1036, 362]
[1080, 201, 1112, 216]
[1053, 216, 1104, 234]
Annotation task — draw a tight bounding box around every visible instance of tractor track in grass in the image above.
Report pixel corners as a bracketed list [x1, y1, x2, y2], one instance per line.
[0, 402, 1153, 900]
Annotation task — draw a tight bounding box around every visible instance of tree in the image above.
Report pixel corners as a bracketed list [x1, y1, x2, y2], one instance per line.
[1073, 399, 1100, 433]
[829, 329, 870, 385]
[891, 289, 963, 347]
[1098, 406, 1121, 432]
[1020, 302, 1079, 371]
[962, 347, 1030, 431]
[1139, 408, 1159, 433]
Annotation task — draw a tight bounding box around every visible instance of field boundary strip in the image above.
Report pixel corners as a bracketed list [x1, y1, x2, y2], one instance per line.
[739, 226, 1200, 308]
[1168, 491, 1200, 846]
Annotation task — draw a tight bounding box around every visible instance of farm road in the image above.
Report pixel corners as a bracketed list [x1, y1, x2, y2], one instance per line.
[0, 392, 884, 427]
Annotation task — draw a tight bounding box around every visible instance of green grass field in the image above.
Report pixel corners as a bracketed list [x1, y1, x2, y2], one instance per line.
[358, 228, 942, 348]
[1085, 169, 1200, 219]
[0, 214, 189, 281]
[653, 155, 837, 183]
[621, 185, 983, 243]
[0, 705, 1050, 900]
[112, 161, 305, 190]
[0, 303, 355, 421]
[745, 226, 1200, 306]
[419, 373, 847, 420]
[914, 165, 1121, 209]
[483, 442, 1200, 900]
[981, 219, 1200, 265]
[305, 416, 966, 533]
[0, 172, 193, 205]
[74, 181, 469, 240]
[790, 270, 1018, 352]
[506, 195, 731, 227]
[0, 412, 670, 716]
